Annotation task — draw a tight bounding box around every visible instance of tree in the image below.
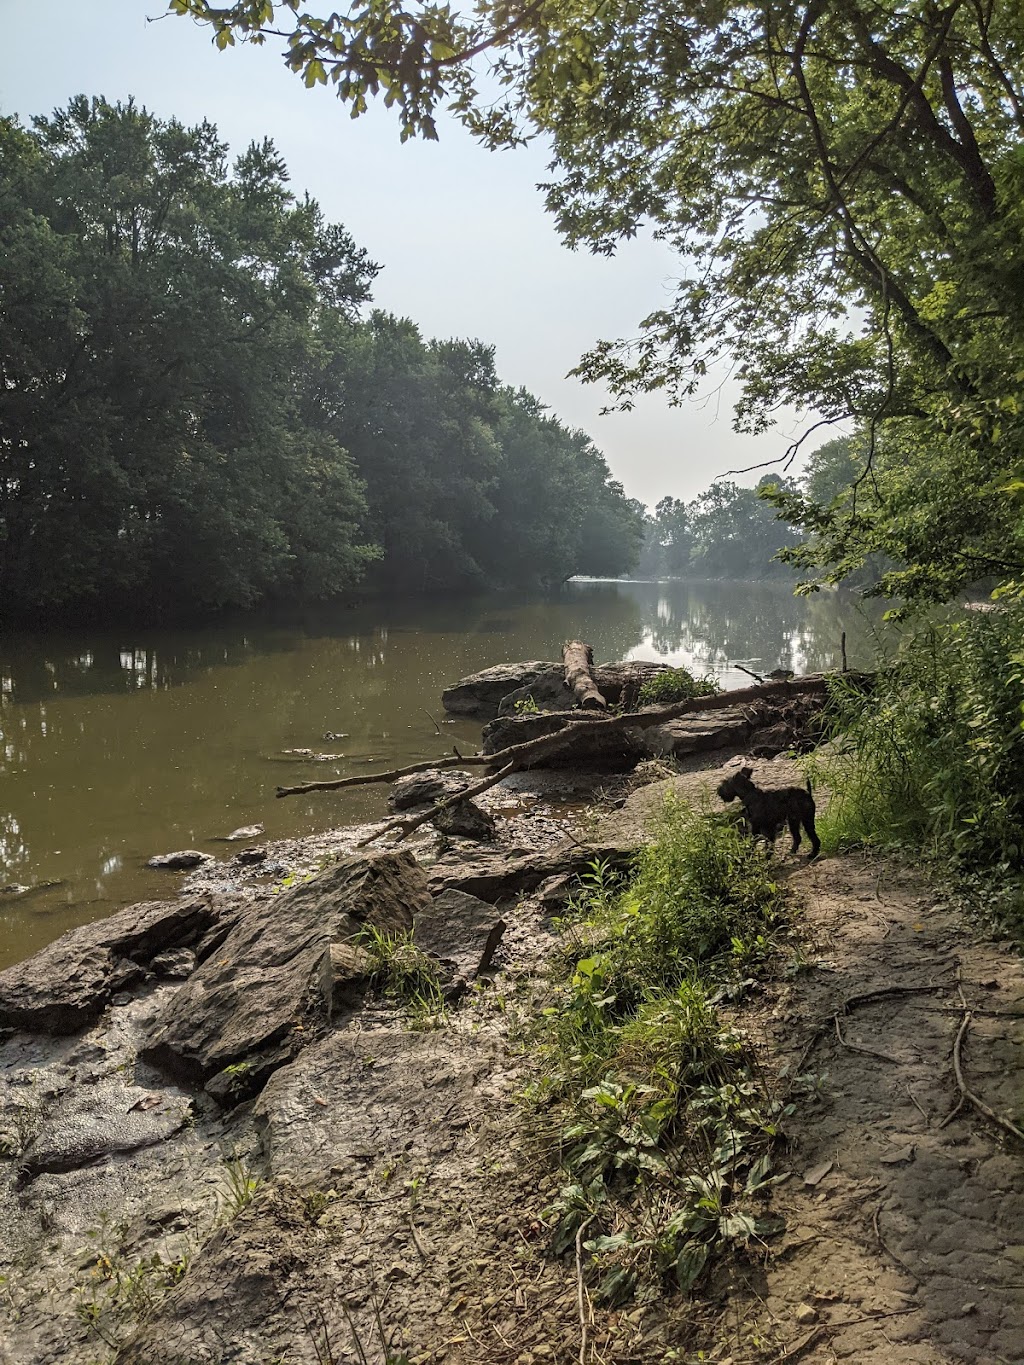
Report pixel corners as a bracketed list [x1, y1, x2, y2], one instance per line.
[0, 96, 380, 616]
[174, 1, 1024, 603]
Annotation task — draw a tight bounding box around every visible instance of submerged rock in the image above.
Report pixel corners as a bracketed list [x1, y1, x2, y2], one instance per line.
[147, 850, 209, 870]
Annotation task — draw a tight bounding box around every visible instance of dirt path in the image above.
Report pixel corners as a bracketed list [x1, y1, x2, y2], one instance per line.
[725, 853, 1024, 1365]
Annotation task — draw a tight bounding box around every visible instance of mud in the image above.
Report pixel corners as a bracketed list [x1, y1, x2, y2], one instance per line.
[1, 753, 1022, 1365]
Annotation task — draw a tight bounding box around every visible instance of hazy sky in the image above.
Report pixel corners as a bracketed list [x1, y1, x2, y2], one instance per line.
[1, 1, 817, 507]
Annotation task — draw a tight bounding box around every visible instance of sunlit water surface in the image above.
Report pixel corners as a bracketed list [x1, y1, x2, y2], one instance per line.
[0, 580, 888, 967]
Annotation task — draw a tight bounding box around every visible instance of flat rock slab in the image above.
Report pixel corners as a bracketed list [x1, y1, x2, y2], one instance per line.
[141, 851, 432, 1097]
[481, 711, 643, 770]
[643, 708, 751, 757]
[428, 842, 635, 902]
[17, 1076, 188, 1183]
[0, 896, 221, 1035]
[414, 889, 506, 985]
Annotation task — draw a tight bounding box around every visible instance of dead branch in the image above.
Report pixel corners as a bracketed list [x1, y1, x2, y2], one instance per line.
[833, 1013, 903, 1063]
[276, 675, 834, 798]
[563, 639, 606, 710]
[948, 1006, 1024, 1144]
[356, 762, 516, 847]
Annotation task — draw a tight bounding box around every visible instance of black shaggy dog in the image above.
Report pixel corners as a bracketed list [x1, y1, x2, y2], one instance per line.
[717, 765, 820, 859]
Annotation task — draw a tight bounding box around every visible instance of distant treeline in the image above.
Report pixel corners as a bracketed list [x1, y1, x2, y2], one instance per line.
[0, 97, 642, 620]
[633, 475, 802, 581]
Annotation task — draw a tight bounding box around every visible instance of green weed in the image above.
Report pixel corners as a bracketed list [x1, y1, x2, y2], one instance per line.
[637, 668, 721, 708]
[531, 798, 791, 1303]
[361, 925, 448, 1025]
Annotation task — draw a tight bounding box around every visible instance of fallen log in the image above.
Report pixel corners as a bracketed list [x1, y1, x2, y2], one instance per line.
[276, 675, 843, 798]
[563, 640, 606, 710]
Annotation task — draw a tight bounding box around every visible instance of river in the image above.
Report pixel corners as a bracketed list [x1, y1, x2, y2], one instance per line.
[0, 579, 889, 968]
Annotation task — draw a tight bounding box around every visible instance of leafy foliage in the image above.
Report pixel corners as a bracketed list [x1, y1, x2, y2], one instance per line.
[532, 804, 790, 1301]
[0, 97, 642, 619]
[636, 667, 720, 708]
[811, 605, 1024, 874]
[174, 0, 1024, 605]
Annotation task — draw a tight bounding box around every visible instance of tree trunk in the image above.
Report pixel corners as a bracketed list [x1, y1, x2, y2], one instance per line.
[562, 640, 606, 710]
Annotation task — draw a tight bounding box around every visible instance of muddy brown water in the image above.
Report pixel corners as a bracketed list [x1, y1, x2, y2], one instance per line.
[0, 580, 887, 968]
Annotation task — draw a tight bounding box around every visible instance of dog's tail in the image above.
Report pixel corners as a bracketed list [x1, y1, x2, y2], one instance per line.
[805, 778, 813, 796]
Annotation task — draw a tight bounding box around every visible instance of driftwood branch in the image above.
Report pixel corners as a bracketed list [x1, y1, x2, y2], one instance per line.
[563, 640, 606, 711]
[356, 763, 516, 847]
[276, 675, 838, 799]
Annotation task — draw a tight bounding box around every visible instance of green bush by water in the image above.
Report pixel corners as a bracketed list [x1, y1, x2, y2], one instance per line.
[637, 667, 721, 707]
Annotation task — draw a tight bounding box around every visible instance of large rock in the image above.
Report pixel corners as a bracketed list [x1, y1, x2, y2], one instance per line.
[427, 841, 635, 902]
[643, 708, 751, 758]
[141, 851, 432, 1098]
[147, 850, 210, 870]
[480, 712, 644, 770]
[388, 768, 470, 811]
[443, 659, 670, 719]
[432, 798, 496, 840]
[0, 896, 222, 1035]
[414, 889, 506, 990]
[441, 661, 563, 716]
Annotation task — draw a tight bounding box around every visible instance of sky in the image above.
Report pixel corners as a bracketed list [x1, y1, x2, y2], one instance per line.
[0, 0, 816, 508]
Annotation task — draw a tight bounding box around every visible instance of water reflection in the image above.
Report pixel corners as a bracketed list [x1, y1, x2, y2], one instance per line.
[0, 581, 888, 967]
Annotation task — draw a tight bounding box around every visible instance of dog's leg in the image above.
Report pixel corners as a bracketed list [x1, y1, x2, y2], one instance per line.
[804, 815, 821, 859]
[788, 815, 802, 853]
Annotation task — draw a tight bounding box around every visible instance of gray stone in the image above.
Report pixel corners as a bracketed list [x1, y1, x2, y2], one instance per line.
[17, 1077, 189, 1183]
[141, 851, 432, 1097]
[150, 948, 197, 979]
[432, 798, 496, 841]
[0, 896, 221, 1034]
[388, 769, 470, 811]
[642, 709, 751, 758]
[428, 841, 634, 902]
[147, 850, 209, 870]
[414, 890, 506, 987]
[234, 847, 268, 866]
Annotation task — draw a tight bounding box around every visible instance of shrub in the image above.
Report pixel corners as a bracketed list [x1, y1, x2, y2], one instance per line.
[810, 604, 1024, 869]
[637, 667, 720, 707]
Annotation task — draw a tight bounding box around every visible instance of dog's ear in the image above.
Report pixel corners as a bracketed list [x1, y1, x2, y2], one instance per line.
[739, 765, 753, 778]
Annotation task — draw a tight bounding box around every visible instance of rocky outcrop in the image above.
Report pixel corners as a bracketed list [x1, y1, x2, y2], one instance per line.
[0, 895, 222, 1035]
[388, 768, 470, 811]
[428, 841, 634, 902]
[414, 889, 506, 991]
[140, 851, 432, 1098]
[443, 659, 669, 718]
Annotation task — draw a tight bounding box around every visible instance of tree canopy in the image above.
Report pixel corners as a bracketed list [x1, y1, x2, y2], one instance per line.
[173, 0, 1024, 604]
[0, 96, 641, 619]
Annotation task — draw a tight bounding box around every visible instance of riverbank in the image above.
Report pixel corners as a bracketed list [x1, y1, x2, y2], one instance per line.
[2, 732, 1023, 1364]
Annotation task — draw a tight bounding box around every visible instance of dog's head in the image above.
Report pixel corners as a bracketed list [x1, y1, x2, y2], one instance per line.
[716, 766, 754, 802]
